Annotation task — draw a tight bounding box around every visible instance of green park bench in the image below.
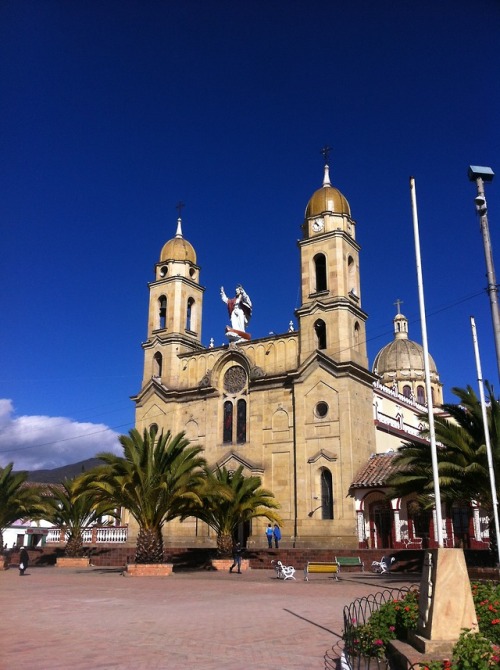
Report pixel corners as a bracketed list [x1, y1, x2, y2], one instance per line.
[334, 556, 365, 572]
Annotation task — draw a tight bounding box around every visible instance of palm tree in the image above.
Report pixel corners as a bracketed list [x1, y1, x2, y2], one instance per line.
[45, 477, 118, 557]
[387, 384, 500, 510]
[84, 427, 206, 564]
[0, 463, 46, 550]
[191, 465, 282, 556]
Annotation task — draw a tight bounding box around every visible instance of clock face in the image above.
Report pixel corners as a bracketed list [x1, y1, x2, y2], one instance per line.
[312, 218, 324, 233]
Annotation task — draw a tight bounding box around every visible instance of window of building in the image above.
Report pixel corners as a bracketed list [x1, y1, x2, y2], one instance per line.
[159, 296, 167, 329]
[315, 401, 329, 418]
[320, 468, 334, 519]
[314, 253, 327, 292]
[314, 319, 327, 350]
[186, 298, 194, 331]
[403, 385, 411, 398]
[417, 385, 425, 404]
[222, 366, 248, 445]
[153, 352, 162, 378]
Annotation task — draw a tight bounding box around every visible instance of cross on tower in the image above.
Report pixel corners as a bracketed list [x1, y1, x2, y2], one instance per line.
[176, 201, 185, 218]
[394, 298, 403, 314]
[320, 145, 332, 165]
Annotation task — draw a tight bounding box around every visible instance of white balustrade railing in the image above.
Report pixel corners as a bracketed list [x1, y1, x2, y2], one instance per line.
[95, 526, 128, 543]
[46, 526, 128, 544]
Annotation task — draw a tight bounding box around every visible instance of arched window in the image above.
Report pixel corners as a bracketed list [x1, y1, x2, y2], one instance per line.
[237, 399, 247, 443]
[222, 366, 248, 445]
[403, 385, 411, 398]
[348, 255, 356, 294]
[321, 468, 334, 519]
[354, 321, 360, 349]
[314, 319, 327, 350]
[159, 296, 167, 329]
[417, 386, 425, 404]
[223, 401, 233, 443]
[186, 298, 194, 331]
[314, 253, 327, 292]
[153, 352, 162, 378]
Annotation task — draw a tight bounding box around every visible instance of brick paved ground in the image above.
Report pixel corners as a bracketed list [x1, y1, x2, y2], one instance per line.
[0, 566, 417, 670]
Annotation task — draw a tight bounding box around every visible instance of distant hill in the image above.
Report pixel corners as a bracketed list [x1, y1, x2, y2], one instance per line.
[26, 458, 105, 483]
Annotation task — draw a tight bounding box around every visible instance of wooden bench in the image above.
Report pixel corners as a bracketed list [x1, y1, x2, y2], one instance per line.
[303, 561, 339, 581]
[334, 556, 364, 572]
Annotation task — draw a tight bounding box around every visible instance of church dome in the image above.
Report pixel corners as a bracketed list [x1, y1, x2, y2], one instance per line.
[160, 218, 197, 264]
[372, 311, 442, 404]
[373, 335, 439, 377]
[305, 164, 351, 218]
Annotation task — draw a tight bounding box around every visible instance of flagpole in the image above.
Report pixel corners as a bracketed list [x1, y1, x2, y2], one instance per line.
[470, 316, 500, 565]
[410, 177, 444, 548]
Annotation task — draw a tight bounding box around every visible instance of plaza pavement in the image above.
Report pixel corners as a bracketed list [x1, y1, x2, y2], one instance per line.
[0, 565, 417, 670]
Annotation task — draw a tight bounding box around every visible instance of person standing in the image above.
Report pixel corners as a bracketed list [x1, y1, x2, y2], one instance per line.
[265, 523, 274, 548]
[229, 541, 243, 574]
[19, 546, 29, 576]
[273, 524, 281, 549]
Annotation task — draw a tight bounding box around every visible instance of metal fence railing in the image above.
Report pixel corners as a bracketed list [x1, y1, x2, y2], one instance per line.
[325, 584, 419, 670]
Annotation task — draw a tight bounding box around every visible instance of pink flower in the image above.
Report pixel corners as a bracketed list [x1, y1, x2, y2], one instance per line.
[374, 639, 383, 646]
[389, 626, 395, 632]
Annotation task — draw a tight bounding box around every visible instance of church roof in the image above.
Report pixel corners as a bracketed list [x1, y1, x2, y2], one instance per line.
[350, 452, 401, 488]
[160, 218, 197, 264]
[305, 163, 351, 218]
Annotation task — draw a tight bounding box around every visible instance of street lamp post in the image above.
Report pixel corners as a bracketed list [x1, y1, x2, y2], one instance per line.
[468, 165, 500, 380]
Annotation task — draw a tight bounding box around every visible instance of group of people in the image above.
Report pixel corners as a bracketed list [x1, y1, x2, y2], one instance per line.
[229, 523, 282, 574]
[266, 523, 281, 549]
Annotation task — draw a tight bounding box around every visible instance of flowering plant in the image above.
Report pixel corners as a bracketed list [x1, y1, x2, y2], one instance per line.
[343, 589, 419, 659]
[472, 581, 500, 645]
[421, 630, 500, 669]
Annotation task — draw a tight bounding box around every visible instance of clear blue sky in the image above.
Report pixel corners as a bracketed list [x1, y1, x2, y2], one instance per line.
[1, 1, 499, 470]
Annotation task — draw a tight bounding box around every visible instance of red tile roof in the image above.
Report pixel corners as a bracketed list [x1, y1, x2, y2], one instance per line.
[350, 452, 401, 488]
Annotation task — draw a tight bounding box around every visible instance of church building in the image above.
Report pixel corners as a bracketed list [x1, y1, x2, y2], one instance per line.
[128, 162, 490, 552]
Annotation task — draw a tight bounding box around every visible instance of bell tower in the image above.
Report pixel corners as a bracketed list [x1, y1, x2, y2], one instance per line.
[296, 156, 368, 367]
[141, 215, 205, 389]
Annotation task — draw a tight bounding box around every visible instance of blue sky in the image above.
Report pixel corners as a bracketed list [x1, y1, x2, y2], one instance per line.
[1, 1, 499, 470]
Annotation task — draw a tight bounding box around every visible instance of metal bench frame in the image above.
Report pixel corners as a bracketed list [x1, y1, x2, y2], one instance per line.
[272, 560, 296, 580]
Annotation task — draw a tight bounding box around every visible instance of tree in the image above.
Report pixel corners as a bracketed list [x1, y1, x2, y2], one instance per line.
[84, 427, 206, 564]
[45, 477, 118, 557]
[387, 384, 500, 510]
[0, 463, 46, 550]
[191, 465, 282, 556]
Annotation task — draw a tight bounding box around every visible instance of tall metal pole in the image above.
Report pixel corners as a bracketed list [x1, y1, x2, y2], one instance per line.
[470, 316, 500, 566]
[410, 177, 444, 547]
[468, 166, 499, 381]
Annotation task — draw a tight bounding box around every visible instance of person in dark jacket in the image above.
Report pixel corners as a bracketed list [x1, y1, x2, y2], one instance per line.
[229, 541, 243, 574]
[19, 547, 29, 576]
[273, 524, 281, 549]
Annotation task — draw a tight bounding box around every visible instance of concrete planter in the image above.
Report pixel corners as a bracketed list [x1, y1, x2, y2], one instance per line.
[56, 557, 90, 568]
[210, 558, 250, 572]
[125, 563, 173, 577]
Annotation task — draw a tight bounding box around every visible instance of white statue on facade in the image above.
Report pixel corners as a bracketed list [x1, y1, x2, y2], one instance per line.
[220, 284, 252, 343]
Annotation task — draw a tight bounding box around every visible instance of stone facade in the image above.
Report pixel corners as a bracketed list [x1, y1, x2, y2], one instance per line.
[127, 163, 378, 550]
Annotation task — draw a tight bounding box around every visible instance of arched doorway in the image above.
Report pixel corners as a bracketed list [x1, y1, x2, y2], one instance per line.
[369, 501, 393, 549]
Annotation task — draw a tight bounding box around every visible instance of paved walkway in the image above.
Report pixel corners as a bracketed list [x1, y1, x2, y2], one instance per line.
[1, 566, 417, 670]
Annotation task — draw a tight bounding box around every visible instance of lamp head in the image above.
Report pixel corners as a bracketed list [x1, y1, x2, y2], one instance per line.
[475, 194, 487, 213]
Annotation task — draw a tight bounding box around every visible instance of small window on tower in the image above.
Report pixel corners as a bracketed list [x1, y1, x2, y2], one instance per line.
[314, 254, 327, 292]
[186, 298, 194, 331]
[159, 296, 167, 329]
[314, 319, 327, 350]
